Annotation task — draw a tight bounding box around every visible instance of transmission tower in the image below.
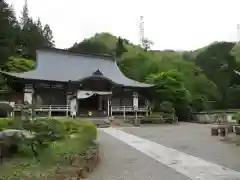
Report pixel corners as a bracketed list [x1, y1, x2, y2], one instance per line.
[139, 16, 145, 47]
[237, 24, 240, 44]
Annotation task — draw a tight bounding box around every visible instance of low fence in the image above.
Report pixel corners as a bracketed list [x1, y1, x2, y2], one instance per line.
[12, 104, 149, 118]
[192, 110, 240, 123]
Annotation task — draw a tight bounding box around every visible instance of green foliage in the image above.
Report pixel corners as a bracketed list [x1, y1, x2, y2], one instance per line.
[0, 1, 19, 66]
[2, 56, 35, 72]
[147, 70, 191, 120]
[0, 118, 97, 179]
[80, 120, 97, 142]
[195, 42, 237, 106]
[115, 37, 127, 58]
[0, 117, 14, 131]
[0, 0, 54, 63]
[69, 33, 116, 55]
[225, 85, 240, 108]
[142, 38, 153, 51]
[147, 70, 190, 103]
[231, 44, 240, 63]
[232, 112, 240, 121]
[0, 117, 97, 158]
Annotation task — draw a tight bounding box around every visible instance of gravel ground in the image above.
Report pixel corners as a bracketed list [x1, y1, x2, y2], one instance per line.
[89, 130, 191, 180]
[122, 123, 240, 171]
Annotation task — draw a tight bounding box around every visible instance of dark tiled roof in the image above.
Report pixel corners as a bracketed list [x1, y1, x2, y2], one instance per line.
[1, 48, 152, 88]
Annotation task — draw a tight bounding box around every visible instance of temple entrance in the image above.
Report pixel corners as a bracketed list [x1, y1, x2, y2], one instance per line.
[78, 94, 99, 111]
[77, 92, 109, 117]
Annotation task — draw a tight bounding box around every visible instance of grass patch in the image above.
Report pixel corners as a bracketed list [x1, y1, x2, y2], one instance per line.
[0, 118, 97, 179]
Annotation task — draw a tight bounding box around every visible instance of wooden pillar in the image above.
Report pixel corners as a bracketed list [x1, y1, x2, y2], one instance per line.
[66, 92, 72, 117]
[107, 95, 110, 117]
[23, 84, 34, 120]
[109, 95, 112, 117]
[9, 102, 15, 117]
[133, 92, 139, 125]
[70, 97, 77, 118]
[133, 92, 138, 110]
[49, 105, 52, 117]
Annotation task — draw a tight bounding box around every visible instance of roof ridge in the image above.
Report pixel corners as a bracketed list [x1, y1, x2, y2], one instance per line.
[37, 47, 114, 60]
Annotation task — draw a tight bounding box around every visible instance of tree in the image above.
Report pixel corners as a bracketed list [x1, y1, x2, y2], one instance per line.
[146, 70, 191, 120]
[225, 85, 240, 108]
[195, 42, 237, 108]
[0, 0, 18, 66]
[42, 24, 55, 47]
[17, 0, 55, 59]
[69, 40, 110, 55]
[115, 37, 127, 58]
[20, 0, 29, 28]
[142, 38, 153, 51]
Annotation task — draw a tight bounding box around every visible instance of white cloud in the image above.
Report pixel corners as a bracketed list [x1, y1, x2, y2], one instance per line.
[6, 0, 240, 50]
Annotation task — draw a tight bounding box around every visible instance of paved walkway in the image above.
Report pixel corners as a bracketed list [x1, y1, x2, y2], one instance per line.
[89, 123, 240, 180]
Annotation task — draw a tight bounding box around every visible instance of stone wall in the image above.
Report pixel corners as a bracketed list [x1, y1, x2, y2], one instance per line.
[194, 112, 236, 124]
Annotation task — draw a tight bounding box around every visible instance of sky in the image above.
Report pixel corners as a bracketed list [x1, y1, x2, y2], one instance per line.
[6, 0, 240, 51]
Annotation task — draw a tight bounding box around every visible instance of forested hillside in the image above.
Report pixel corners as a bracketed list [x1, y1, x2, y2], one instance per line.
[2, 0, 240, 120]
[0, 0, 54, 70]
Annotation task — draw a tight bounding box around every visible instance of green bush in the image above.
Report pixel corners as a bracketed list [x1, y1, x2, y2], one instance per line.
[0, 117, 98, 159]
[232, 112, 240, 121]
[60, 120, 82, 134]
[0, 118, 13, 130]
[80, 121, 97, 142]
[0, 118, 98, 179]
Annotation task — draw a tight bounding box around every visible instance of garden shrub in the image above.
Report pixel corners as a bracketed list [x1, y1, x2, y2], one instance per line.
[60, 120, 82, 134]
[0, 118, 13, 131]
[0, 117, 98, 160]
[4, 118, 68, 157]
[81, 121, 97, 140]
[232, 112, 240, 120]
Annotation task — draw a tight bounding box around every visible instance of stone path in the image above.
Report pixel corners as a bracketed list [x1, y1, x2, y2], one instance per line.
[89, 129, 191, 180]
[89, 123, 240, 180]
[122, 123, 240, 171]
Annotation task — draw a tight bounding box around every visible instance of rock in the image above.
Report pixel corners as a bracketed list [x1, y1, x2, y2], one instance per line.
[0, 129, 35, 160]
[0, 129, 35, 139]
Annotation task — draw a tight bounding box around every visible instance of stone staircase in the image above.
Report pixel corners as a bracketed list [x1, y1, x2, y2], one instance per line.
[86, 117, 110, 128]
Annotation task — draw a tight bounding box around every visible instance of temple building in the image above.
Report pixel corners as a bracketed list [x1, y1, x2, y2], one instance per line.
[0, 48, 153, 117]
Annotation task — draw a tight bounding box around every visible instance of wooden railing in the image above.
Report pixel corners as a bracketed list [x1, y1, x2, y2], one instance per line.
[13, 104, 148, 112]
[12, 104, 148, 119]
[14, 104, 70, 112]
[111, 105, 148, 112]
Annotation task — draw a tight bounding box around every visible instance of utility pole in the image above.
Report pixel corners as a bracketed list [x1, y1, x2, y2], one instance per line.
[234, 24, 240, 75]
[237, 24, 240, 44]
[139, 16, 144, 47]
